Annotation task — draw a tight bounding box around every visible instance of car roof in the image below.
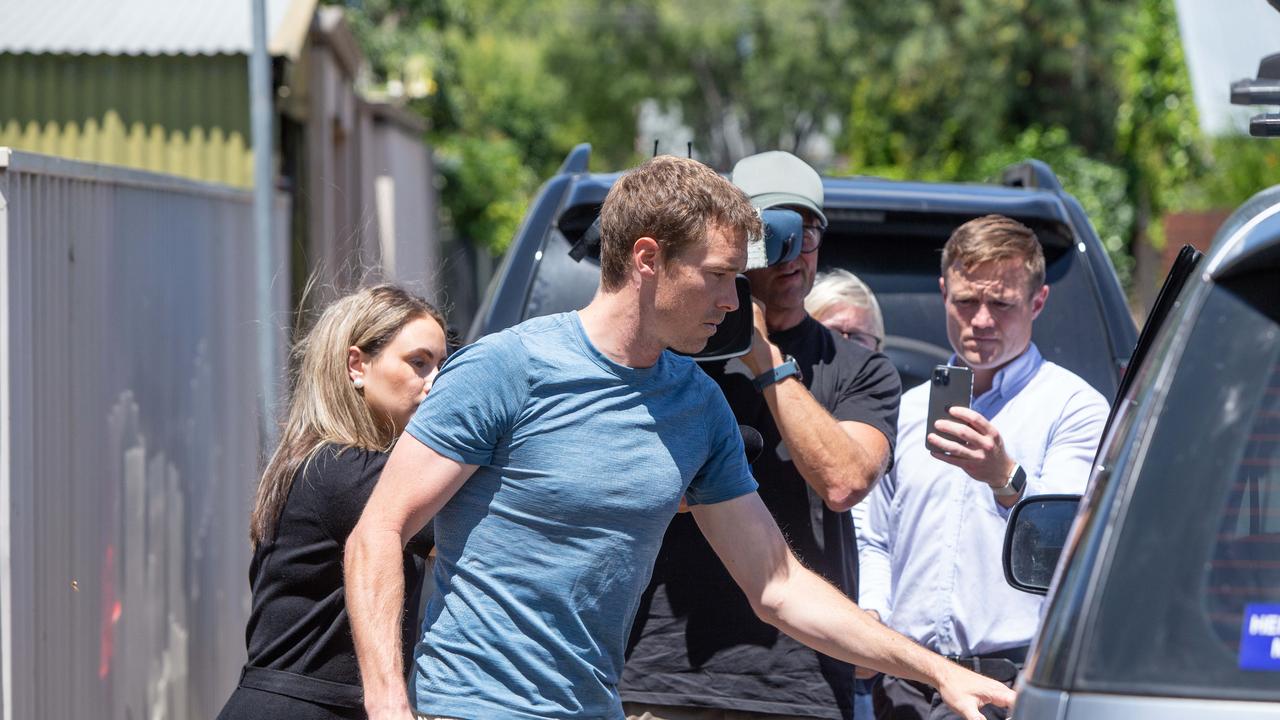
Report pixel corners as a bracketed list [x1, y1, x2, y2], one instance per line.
[559, 172, 1074, 224]
[1202, 183, 1280, 279]
[822, 176, 1072, 221]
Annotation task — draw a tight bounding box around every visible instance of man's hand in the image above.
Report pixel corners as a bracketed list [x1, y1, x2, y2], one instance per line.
[928, 406, 1016, 488]
[740, 298, 785, 377]
[935, 663, 1018, 720]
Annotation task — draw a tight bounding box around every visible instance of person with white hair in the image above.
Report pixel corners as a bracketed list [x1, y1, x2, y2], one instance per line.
[806, 269, 885, 353]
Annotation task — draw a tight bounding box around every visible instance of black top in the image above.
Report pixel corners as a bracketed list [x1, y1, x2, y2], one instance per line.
[621, 315, 901, 719]
[232, 444, 432, 711]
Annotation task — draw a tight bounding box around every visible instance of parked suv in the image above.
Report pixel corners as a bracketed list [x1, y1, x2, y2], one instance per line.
[470, 146, 1137, 398]
[1003, 186, 1280, 719]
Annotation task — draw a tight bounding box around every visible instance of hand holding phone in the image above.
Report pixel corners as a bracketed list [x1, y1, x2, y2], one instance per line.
[926, 365, 973, 453]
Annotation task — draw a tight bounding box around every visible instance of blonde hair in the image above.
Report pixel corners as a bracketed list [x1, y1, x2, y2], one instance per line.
[806, 269, 885, 343]
[941, 214, 1045, 293]
[249, 284, 445, 548]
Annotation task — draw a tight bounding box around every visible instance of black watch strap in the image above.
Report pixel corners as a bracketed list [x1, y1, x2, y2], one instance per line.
[753, 356, 801, 391]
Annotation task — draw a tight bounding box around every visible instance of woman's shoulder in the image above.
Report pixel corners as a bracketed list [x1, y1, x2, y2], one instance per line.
[296, 443, 388, 497]
[289, 443, 390, 541]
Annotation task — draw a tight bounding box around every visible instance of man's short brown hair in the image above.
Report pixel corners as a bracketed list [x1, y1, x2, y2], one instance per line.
[941, 214, 1045, 293]
[598, 156, 761, 291]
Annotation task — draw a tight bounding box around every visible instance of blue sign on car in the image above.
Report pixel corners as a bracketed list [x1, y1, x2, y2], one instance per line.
[1239, 604, 1280, 671]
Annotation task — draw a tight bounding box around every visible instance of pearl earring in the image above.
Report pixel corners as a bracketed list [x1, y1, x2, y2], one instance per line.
[353, 377, 364, 390]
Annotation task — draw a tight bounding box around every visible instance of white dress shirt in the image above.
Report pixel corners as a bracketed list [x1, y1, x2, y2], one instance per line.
[858, 344, 1109, 656]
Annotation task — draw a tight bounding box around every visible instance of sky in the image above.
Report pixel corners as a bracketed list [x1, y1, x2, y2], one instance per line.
[1176, 0, 1280, 136]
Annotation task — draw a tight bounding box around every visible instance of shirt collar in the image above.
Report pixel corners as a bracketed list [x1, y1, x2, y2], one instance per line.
[951, 343, 1044, 418]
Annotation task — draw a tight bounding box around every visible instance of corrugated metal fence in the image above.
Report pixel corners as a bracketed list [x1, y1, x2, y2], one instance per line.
[0, 149, 289, 719]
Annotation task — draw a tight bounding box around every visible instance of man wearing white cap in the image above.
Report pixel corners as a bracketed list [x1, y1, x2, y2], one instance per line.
[621, 152, 902, 720]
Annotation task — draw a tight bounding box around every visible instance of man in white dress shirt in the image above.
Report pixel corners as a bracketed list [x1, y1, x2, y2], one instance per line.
[859, 214, 1110, 719]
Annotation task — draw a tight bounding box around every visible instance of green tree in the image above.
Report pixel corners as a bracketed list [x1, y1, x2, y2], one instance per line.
[544, 0, 867, 169]
[332, 0, 581, 254]
[1114, 0, 1206, 251]
[1184, 135, 1280, 210]
[333, 0, 1211, 286]
[975, 126, 1134, 285]
[839, 0, 1131, 180]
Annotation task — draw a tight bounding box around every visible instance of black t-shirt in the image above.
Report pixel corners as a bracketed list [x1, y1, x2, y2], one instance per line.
[235, 444, 433, 710]
[620, 315, 901, 719]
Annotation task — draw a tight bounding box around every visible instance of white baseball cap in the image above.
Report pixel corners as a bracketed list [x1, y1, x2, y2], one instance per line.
[730, 151, 827, 227]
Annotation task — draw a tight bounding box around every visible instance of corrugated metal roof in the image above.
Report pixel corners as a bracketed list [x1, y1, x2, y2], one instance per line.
[0, 0, 315, 57]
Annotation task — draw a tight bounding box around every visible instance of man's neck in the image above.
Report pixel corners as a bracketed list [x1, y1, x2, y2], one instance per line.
[765, 306, 807, 334]
[972, 368, 998, 398]
[968, 344, 1031, 397]
[578, 291, 665, 368]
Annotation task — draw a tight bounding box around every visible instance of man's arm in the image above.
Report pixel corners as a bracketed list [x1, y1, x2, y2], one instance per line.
[691, 493, 1015, 720]
[931, 388, 1108, 508]
[344, 433, 476, 720]
[741, 301, 891, 511]
[857, 469, 896, 622]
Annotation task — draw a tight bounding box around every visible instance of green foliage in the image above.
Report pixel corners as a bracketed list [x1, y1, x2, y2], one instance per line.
[330, 0, 581, 254]
[544, 0, 867, 168]
[331, 0, 1219, 285]
[1182, 135, 1280, 211]
[1114, 0, 1207, 249]
[840, 0, 1130, 182]
[434, 134, 537, 256]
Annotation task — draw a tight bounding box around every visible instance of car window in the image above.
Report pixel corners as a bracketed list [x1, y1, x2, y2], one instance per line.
[1077, 270, 1280, 701]
[1024, 281, 1182, 689]
[524, 228, 600, 320]
[819, 220, 1119, 397]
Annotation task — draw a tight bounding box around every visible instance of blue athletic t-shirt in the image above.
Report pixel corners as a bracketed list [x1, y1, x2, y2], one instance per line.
[404, 311, 757, 720]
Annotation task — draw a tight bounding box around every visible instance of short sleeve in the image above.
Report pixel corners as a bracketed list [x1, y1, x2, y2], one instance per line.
[685, 381, 758, 506]
[832, 349, 901, 462]
[405, 332, 530, 466]
[305, 446, 387, 544]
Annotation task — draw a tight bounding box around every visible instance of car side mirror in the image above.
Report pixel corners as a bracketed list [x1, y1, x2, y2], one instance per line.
[1002, 494, 1082, 595]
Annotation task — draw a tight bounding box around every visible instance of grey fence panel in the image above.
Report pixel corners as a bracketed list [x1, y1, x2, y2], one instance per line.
[0, 149, 289, 720]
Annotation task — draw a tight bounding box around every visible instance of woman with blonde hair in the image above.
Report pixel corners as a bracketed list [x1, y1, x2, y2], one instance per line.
[219, 284, 448, 720]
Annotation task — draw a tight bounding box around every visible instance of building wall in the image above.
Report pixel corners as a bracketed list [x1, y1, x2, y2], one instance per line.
[0, 149, 289, 719]
[0, 54, 252, 187]
[362, 103, 441, 303]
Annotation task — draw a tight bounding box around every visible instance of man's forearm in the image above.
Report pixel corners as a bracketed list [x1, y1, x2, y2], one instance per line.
[344, 524, 411, 716]
[760, 559, 951, 685]
[763, 377, 885, 509]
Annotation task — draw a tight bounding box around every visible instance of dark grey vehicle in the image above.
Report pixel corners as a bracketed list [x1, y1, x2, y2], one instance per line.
[1004, 13, 1280, 714]
[1006, 187, 1280, 718]
[470, 147, 1136, 398]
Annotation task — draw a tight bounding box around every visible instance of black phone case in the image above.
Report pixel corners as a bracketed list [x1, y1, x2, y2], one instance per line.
[926, 365, 973, 452]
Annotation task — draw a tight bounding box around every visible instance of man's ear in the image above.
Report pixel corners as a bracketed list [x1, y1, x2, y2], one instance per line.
[633, 236, 660, 281]
[938, 275, 947, 299]
[1030, 284, 1049, 318]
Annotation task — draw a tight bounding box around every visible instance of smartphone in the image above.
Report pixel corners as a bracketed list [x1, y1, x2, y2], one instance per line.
[926, 365, 973, 453]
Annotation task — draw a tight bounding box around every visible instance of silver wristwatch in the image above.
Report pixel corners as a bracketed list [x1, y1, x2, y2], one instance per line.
[993, 464, 1027, 497]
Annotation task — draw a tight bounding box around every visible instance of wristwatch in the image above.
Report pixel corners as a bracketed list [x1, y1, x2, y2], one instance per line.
[993, 464, 1027, 497]
[752, 355, 802, 391]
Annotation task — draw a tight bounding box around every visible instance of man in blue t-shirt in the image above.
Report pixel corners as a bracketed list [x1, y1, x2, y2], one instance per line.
[344, 156, 1014, 720]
